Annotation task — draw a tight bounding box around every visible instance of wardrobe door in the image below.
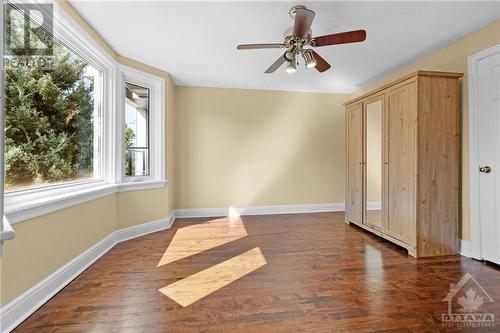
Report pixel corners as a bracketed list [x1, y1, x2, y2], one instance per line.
[346, 103, 363, 224]
[386, 83, 417, 245]
[363, 97, 384, 230]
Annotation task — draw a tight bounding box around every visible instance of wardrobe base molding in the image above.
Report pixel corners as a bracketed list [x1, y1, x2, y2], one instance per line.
[347, 219, 417, 257]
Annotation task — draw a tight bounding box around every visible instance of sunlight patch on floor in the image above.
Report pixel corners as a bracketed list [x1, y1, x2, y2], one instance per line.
[157, 211, 247, 267]
[159, 247, 267, 307]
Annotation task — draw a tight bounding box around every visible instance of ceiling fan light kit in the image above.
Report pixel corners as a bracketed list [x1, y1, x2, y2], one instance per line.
[237, 5, 366, 74]
[303, 50, 317, 68]
[285, 60, 297, 73]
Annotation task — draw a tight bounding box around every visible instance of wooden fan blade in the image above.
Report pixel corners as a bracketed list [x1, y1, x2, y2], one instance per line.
[311, 50, 331, 73]
[293, 8, 315, 38]
[265, 53, 287, 73]
[237, 43, 285, 50]
[313, 30, 366, 47]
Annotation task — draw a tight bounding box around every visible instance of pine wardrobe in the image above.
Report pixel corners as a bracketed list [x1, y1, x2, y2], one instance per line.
[344, 71, 463, 257]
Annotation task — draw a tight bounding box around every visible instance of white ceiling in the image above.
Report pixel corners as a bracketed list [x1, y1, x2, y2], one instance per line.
[69, 1, 499, 93]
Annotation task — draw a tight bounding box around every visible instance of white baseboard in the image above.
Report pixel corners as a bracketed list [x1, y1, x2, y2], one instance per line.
[114, 213, 175, 243]
[0, 212, 175, 333]
[174, 203, 345, 218]
[458, 239, 482, 259]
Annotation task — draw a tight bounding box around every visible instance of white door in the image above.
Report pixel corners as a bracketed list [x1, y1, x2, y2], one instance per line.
[477, 47, 500, 264]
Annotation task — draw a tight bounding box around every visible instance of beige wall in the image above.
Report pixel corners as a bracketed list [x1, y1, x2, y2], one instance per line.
[352, 20, 500, 240]
[174, 87, 349, 209]
[1, 195, 117, 305]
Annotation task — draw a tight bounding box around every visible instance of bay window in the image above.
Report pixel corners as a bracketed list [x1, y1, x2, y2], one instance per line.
[3, 3, 166, 224]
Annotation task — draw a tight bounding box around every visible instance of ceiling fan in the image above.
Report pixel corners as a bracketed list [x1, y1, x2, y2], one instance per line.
[236, 5, 366, 74]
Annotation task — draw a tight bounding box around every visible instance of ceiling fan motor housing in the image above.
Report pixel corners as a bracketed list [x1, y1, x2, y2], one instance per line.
[289, 5, 307, 18]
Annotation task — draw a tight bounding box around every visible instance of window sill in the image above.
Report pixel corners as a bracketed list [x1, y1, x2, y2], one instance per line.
[118, 180, 167, 193]
[5, 182, 118, 224]
[5, 180, 167, 224]
[1, 216, 15, 242]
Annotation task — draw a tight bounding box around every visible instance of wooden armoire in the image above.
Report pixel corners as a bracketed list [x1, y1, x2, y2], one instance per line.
[344, 71, 463, 257]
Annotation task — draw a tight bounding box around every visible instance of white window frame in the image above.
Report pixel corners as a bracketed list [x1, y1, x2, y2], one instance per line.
[3, 3, 166, 224]
[0, 4, 14, 246]
[118, 65, 165, 191]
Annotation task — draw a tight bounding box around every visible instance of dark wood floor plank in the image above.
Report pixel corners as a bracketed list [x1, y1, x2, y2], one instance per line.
[13, 212, 500, 332]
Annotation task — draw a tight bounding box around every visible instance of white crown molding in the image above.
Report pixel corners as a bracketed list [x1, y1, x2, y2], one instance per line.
[175, 203, 345, 218]
[0, 213, 175, 333]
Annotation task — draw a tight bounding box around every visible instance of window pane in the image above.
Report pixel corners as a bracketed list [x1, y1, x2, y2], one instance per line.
[4, 10, 101, 191]
[124, 83, 149, 177]
[125, 148, 149, 177]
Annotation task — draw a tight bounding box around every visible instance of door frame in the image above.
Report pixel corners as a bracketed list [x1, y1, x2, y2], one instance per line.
[467, 43, 500, 259]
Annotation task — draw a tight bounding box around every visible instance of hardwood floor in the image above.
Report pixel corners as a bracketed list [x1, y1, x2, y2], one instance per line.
[13, 212, 500, 332]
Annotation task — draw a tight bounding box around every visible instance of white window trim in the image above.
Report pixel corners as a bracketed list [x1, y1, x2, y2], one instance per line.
[4, 3, 166, 225]
[119, 64, 166, 188]
[0, 4, 9, 244]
